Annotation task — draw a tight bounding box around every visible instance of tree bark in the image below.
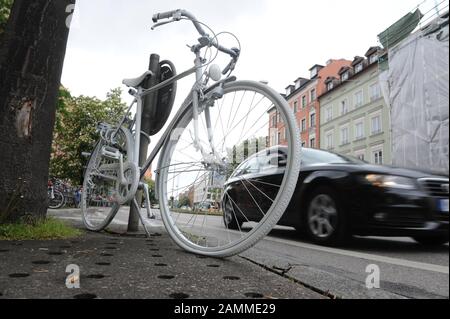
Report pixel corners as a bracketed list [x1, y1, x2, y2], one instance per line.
[0, 0, 75, 223]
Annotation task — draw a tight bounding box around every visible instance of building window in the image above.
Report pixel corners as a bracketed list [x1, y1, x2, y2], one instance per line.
[294, 101, 298, 113]
[369, 53, 379, 64]
[270, 132, 276, 146]
[302, 96, 307, 108]
[373, 149, 383, 165]
[326, 132, 334, 149]
[371, 115, 382, 135]
[310, 138, 316, 149]
[355, 121, 364, 140]
[277, 132, 281, 144]
[301, 119, 307, 132]
[311, 68, 318, 78]
[326, 107, 333, 122]
[310, 89, 316, 102]
[327, 82, 334, 91]
[271, 113, 277, 128]
[370, 83, 381, 101]
[355, 63, 363, 73]
[310, 113, 316, 128]
[341, 72, 349, 82]
[341, 99, 349, 115]
[340, 126, 349, 145]
[356, 152, 365, 161]
[354, 91, 364, 108]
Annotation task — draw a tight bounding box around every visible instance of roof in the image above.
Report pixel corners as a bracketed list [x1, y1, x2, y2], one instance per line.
[365, 46, 381, 57]
[351, 56, 365, 66]
[318, 62, 379, 100]
[309, 64, 324, 71]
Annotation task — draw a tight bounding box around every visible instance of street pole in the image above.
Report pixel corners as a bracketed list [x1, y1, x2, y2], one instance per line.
[127, 54, 160, 233]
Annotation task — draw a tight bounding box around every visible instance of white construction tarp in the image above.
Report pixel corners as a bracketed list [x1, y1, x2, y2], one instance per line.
[380, 18, 449, 175]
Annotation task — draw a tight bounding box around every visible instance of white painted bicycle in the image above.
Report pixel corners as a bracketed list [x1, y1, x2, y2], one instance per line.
[81, 9, 301, 257]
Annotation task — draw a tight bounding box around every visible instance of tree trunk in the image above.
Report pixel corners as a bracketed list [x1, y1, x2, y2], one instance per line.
[0, 0, 75, 223]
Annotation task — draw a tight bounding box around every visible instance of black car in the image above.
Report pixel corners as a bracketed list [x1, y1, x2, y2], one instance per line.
[223, 147, 449, 246]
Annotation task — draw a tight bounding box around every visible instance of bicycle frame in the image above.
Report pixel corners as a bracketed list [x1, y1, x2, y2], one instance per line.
[121, 50, 231, 182]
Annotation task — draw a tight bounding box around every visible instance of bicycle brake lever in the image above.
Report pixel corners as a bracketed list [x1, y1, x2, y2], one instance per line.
[151, 19, 176, 30]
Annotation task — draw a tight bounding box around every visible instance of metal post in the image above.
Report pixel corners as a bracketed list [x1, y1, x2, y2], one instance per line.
[127, 54, 161, 233]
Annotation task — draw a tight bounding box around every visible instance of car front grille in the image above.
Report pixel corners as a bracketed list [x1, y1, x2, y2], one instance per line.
[419, 178, 449, 197]
[370, 211, 426, 228]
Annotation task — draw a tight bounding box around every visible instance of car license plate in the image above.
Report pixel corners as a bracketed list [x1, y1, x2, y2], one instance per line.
[439, 199, 449, 213]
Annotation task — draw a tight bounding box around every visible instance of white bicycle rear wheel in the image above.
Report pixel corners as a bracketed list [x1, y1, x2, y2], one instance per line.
[157, 80, 301, 257]
[81, 127, 135, 231]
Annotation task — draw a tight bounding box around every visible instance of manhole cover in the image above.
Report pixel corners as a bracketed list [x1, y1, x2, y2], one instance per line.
[0, 249, 9, 253]
[100, 253, 114, 257]
[152, 255, 163, 258]
[207, 264, 220, 268]
[155, 263, 168, 267]
[149, 249, 160, 252]
[245, 292, 264, 299]
[223, 276, 240, 281]
[9, 273, 30, 278]
[95, 262, 111, 266]
[169, 293, 190, 299]
[74, 293, 97, 299]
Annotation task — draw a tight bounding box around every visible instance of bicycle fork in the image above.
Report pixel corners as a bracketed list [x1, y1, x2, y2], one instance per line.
[191, 54, 223, 166]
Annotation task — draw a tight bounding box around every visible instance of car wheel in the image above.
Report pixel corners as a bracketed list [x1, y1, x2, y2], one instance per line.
[222, 196, 243, 230]
[305, 186, 348, 246]
[413, 235, 449, 246]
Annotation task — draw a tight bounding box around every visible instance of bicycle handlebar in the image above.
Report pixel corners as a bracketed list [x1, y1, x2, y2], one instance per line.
[152, 9, 239, 59]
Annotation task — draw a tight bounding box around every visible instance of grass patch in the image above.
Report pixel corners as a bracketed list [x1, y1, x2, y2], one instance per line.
[0, 218, 82, 241]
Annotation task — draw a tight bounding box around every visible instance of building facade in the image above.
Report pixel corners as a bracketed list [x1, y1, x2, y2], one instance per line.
[271, 59, 351, 148]
[319, 47, 392, 165]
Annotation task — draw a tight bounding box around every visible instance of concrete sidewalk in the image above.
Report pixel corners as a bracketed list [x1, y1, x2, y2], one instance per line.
[0, 213, 325, 299]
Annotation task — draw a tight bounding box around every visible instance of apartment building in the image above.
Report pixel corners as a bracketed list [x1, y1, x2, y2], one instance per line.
[270, 59, 351, 148]
[319, 47, 392, 165]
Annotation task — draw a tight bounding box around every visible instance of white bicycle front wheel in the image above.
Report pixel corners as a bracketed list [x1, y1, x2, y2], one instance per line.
[157, 80, 301, 257]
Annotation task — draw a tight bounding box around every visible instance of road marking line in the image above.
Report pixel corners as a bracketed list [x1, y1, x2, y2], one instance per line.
[263, 236, 449, 274]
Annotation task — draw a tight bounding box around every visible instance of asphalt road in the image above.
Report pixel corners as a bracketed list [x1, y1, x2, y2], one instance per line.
[51, 208, 449, 299]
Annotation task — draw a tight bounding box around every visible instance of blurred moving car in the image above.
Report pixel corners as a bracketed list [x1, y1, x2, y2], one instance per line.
[223, 147, 449, 246]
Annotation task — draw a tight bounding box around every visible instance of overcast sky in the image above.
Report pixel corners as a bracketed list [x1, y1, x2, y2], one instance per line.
[61, 0, 437, 102]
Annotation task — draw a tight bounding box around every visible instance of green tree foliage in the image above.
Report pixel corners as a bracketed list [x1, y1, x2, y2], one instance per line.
[50, 88, 128, 185]
[178, 196, 190, 208]
[0, 0, 13, 34]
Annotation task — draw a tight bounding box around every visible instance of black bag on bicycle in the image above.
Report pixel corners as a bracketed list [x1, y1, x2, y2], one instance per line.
[145, 60, 177, 136]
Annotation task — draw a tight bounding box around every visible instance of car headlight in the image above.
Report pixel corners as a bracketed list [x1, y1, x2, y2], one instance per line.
[365, 174, 417, 190]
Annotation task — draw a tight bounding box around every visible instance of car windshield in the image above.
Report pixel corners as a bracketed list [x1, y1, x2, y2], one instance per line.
[301, 148, 364, 166]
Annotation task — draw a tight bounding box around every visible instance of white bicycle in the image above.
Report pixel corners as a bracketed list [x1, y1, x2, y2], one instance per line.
[81, 9, 301, 257]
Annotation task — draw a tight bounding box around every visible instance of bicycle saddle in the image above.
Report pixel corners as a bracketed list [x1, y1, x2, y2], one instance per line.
[122, 70, 154, 88]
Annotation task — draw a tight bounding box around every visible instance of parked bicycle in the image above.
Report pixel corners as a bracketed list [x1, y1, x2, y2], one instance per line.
[48, 178, 82, 209]
[47, 179, 65, 209]
[81, 9, 301, 257]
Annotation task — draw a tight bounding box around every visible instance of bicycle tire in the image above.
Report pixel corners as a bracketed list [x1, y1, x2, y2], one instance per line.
[81, 127, 135, 232]
[156, 80, 301, 257]
[48, 190, 65, 209]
